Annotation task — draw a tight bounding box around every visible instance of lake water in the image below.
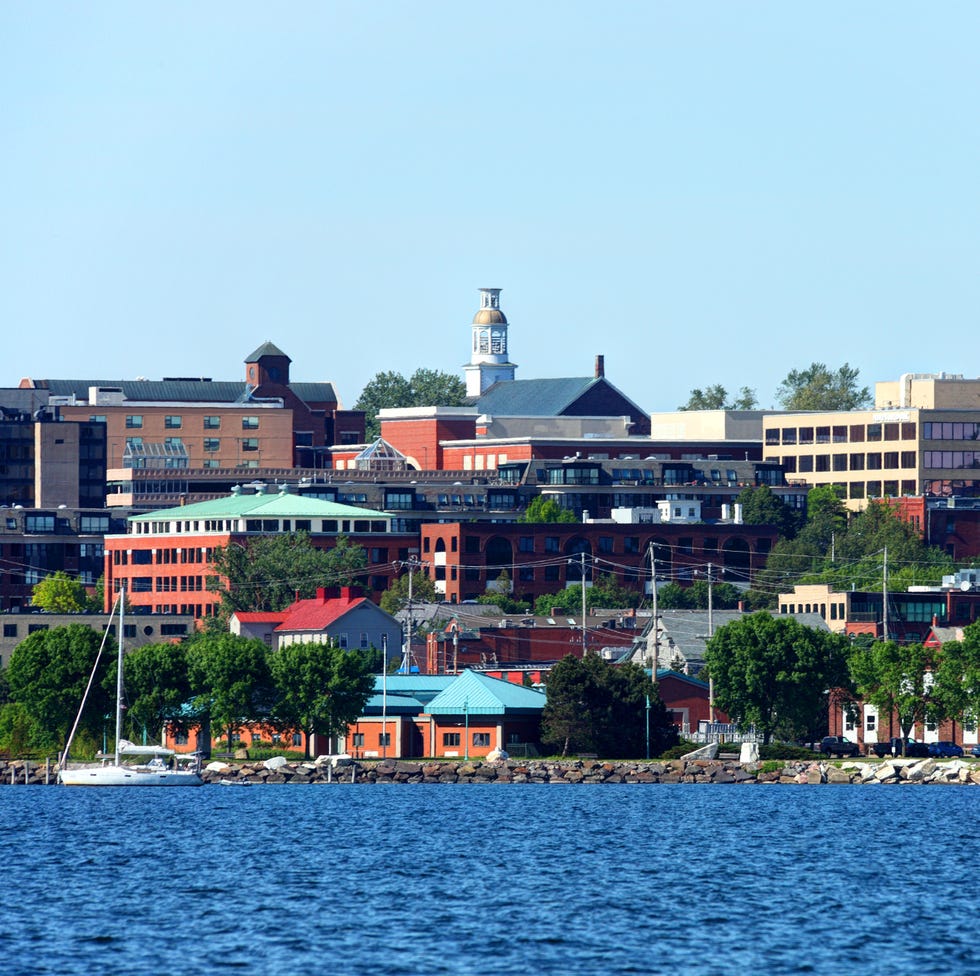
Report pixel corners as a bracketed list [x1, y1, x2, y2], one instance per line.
[1, 783, 975, 976]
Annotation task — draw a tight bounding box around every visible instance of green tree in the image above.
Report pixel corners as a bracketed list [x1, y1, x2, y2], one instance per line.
[207, 533, 367, 623]
[5, 625, 112, 752]
[379, 564, 438, 615]
[355, 368, 466, 440]
[540, 654, 676, 758]
[705, 612, 850, 743]
[533, 574, 639, 616]
[30, 571, 97, 613]
[115, 641, 195, 743]
[186, 633, 273, 751]
[519, 496, 578, 523]
[654, 580, 741, 610]
[848, 640, 941, 753]
[776, 362, 871, 411]
[679, 384, 758, 410]
[933, 621, 980, 726]
[476, 570, 532, 614]
[736, 484, 803, 539]
[269, 642, 375, 759]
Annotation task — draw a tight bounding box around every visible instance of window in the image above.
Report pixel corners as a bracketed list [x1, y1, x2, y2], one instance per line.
[443, 732, 461, 747]
[3, 624, 16, 637]
[545, 536, 560, 553]
[164, 416, 182, 429]
[519, 536, 535, 552]
[814, 456, 829, 472]
[799, 456, 813, 473]
[25, 515, 54, 533]
[164, 437, 183, 450]
[204, 438, 220, 453]
[519, 567, 534, 582]
[204, 416, 221, 429]
[125, 415, 143, 429]
[866, 713, 876, 731]
[379, 733, 390, 746]
[833, 454, 847, 471]
[242, 416, 259, 430]
[241, 438, 259, 452]
[352, 733, 364, 747]
[473, 733, 491, 747]
[359, 632, 370, 649]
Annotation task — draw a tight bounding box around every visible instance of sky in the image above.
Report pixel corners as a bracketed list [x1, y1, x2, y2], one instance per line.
[2, 4, 978, 414]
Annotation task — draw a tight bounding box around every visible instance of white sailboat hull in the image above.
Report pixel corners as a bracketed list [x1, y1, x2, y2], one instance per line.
[60, 765, 203, 787]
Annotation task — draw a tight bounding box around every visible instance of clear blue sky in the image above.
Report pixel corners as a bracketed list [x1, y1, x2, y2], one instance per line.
[2, 4, 977, 413]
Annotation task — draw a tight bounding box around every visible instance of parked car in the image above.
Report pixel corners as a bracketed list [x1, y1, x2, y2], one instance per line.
[927, 741, 964, 758]
[820, 736, 860, 758]
[971, 743, 980, 759]
[870, 738, 930, 758]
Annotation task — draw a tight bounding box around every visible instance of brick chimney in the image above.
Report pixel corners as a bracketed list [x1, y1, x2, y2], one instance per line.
[595, 354, 605, 379]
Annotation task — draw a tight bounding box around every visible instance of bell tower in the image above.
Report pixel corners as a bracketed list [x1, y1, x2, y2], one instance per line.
[463, 288, 517, 397]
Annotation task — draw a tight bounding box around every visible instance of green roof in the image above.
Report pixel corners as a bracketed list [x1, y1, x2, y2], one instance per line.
[424, 670, 546, 716]
[130, 489, 388, 522]
[245, 341, 291, 362]
[29, 378, 337, 405]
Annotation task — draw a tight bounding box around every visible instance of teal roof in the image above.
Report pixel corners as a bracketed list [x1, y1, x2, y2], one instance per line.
[373, 675, 455, 705]
[130, 490, 388, 522]
[363, 692, 426, 715]
[424, 670, 546, 716]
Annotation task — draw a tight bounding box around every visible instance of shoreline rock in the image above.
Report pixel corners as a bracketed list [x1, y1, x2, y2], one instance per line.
[6, 756, 980, 786]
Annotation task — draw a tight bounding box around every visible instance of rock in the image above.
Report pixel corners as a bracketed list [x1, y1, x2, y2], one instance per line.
[681, 743, 718, 761]
[740, 742, 760, 764]
[806, 766, 824, 785]
[486, 748, 509, 762]
[205, 761, 231, 772]
[263, 756, 289, 770]
[826, 766, 851, 784]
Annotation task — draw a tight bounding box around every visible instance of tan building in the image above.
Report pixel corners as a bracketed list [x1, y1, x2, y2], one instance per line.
[762, 374, 980, 510]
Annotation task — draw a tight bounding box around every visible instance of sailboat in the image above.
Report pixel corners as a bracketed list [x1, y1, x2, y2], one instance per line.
[60, 586, 203, 787]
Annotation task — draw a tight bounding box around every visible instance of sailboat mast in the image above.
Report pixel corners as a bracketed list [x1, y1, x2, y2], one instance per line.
[114, 585, 125, 766]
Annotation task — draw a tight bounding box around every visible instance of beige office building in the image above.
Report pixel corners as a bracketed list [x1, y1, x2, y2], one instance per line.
[762, 373, 980, 510]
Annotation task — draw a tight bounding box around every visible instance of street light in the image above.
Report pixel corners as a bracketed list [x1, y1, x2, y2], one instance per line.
[463, 697, 469, 760]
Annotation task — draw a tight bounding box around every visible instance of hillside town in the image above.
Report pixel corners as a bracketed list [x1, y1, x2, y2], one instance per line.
[4, 287, 980, 766]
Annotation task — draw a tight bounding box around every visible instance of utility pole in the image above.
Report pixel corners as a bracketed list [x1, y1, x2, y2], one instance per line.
[707, 562, 715, 725]
[649, 542, 660, 679]
[580, 552, 588, 655]
[882, 546, 889, 643]
[381, 633, 388, 759]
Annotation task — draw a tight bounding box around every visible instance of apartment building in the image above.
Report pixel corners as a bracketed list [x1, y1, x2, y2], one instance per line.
[762, 373, 980, 510]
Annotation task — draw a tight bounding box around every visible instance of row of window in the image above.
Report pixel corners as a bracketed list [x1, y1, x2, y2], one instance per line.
[923, 451, 980, 470]
[766, 422, 917, 446]
[778, 452, 918, 473]
[123, 416, 260, 430]
[815, 480, 919, 500]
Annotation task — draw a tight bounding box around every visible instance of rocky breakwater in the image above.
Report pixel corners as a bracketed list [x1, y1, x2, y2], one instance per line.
[4, 755, 980, 786]
[199, 755, 980, 786]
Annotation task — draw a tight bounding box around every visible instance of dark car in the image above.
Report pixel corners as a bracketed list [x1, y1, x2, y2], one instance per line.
[820, 735, 860, 758]
[928, 741, 964, 758]
[871, 737, 930, 758]
[972, 743, 980, 759]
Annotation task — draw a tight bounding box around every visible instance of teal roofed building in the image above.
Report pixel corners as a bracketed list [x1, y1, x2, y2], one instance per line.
[104, 484, 416, 618]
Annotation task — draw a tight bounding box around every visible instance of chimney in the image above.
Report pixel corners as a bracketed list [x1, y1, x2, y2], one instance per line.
[595, 354, 605, 379]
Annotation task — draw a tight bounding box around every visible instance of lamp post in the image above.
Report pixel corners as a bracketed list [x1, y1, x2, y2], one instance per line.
[464, 698, 469, 760]
[381, 634, 388, 759]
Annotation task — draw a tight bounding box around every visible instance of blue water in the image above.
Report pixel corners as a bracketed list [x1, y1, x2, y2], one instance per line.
[0, 783, 975, 976]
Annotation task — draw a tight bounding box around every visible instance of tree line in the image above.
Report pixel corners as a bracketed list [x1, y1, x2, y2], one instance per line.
[0, 625, 376, 760]
[703, 611, 980, 754]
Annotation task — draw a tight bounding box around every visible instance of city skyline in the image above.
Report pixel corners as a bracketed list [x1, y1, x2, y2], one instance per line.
[2, 4, 978, 413]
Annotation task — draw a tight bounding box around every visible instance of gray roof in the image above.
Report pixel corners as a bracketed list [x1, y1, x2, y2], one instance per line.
[475, 377, 601, 416]
[245, 341, 291, 362]
[625, 609, 831, 668]
[29, 378, 336, 405]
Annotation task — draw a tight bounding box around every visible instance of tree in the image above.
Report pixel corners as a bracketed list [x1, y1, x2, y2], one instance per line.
[679, 384, 758, 411]
[30, 571, 97, 613]
[540, 654, 676, 758]
[776, 362, 871, 411]
[655, 579, 741, 610]
[355, 368, 466, 440]
[269, 642, 375, 759]
[848, 640, 941, 753]
[115, 641, 195, 743]
[533, 574, 640, 616]
[519, 496, 577, 524]
[476, 570, 532, 614]
[379, 563, 438, 615]
[736, 484, 803, 539]
[5, 625, 112, 752]
[933, 621, 980, 726]
[186, 633, 273, 750]
[207, 533, 367, 623]
[704, 612, 850, 743]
